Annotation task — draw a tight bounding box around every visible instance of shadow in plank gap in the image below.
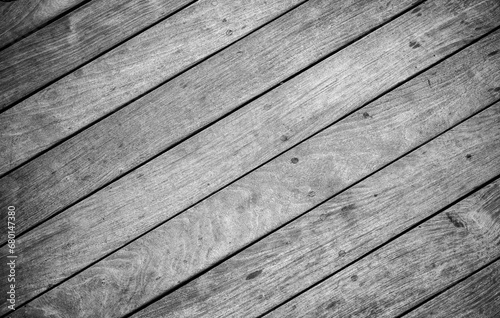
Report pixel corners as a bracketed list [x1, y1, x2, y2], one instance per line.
[263, 178, 500, 318]
[1, 1, 499, 315]
[0, 0, 305, 173]
[0, 0, 86, 50]
[0, 0, 423, 240]
[404, 258, 500, 318]
[0, 0, 196, 111]
[7, 31, 500, 318]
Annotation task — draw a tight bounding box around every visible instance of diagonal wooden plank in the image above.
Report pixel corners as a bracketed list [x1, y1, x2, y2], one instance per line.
[8, 30, 500, 317]
[130, 105, 500, 317]
[1, 0, 498, 310]
[404, 259, 500, 318]
[263, 179, 500, 318]
[130, 105, 500, 318]
[0, 0, 308, 174]
[0, 0, 86, 50]
[0, 0, 197, 110]
[0, 0, 424, 238]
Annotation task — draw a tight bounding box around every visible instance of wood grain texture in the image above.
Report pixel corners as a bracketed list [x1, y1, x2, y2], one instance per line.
[129, 103, 500, 318]
[0, 0, 425, 238]
[264, 179, 500, 318]
[0, 0, 85, 49]
[9, 32, 500, 317]
[405, 260, 500, 318]
[1, 1, 498, 310]
[0, 0, 193, 110]
[0, 0, 306, 175]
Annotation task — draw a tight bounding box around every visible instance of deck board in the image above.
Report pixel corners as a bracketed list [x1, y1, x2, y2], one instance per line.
[405, 259, 500, 318]
[0, 0, 198, 111]
[264, 178, 500, 318]
[126, 102, 500, 318]
[0, 0, 85, 49]
[0, 0, 306, 175]
[1, 0, 499, 316]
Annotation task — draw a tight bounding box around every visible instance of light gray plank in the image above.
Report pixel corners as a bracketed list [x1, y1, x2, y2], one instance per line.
[0, 0, 85, 49]
[265, 179, 500, 318]
[0, 0, 194, 110]
[0, 0, 306, 173]
[405, 260, 500, 318]
[0, 0, 424, 239]
[8, 30, 500, 318]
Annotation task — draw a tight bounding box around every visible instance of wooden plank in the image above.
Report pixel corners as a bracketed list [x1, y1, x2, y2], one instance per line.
[0, 0, 308, 174]
[0, 0, 85, 49]
[107, 103, 500, 318]
[1, 0, 498, 308]
[263, 179, 500, 318]
[0, 0, 195, 110]
[7, 32, 500, 317]
[0, 0, 426, 237]
[405, 260, 500, 318]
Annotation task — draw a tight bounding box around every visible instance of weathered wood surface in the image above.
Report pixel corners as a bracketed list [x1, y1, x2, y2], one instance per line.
[0, 0, 85, 49]
[127, 106, 500, 317]
[2, 1, 498, 310]
[8, 32, 500, 317]
[264, 178, 500, 318]
[0, 0, 425, 238]
[405, 260, 500, 318]
[0, 0, 307, 175]
[0, 0, 194, 110]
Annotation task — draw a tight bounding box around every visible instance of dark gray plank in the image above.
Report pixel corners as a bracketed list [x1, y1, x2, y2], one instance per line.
[8, 31, 500, 317]
[265, 179, 500, 317]
[0, 0, 85, 49]
[0, 0, 194, 110]
[0, 0, 305, 174]
[0, 0, 425, 239]
[405, 260, 500, 318]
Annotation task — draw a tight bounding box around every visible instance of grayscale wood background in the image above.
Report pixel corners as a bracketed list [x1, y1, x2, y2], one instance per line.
[0, 0, 499, 317]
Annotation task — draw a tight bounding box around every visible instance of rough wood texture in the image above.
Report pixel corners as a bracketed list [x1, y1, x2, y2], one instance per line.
[265, 178, 500, 318]
[405, 260, 500, 318]
[127, 103, 500, 318]
[0, 0, 85, 49]
[2, 1, 498, 309]
[0, 0, 193, 110]
[0, 0, 306, 175]
[0, 0, 424, 238]
[9, 33, 500, 317]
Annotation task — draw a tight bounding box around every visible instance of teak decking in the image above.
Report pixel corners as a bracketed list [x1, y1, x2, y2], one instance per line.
[0, 0, 499, 317]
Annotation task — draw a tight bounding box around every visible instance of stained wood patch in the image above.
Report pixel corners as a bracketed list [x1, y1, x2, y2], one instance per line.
[0, 0, 306, 174]
[7, 35, 500, 318]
